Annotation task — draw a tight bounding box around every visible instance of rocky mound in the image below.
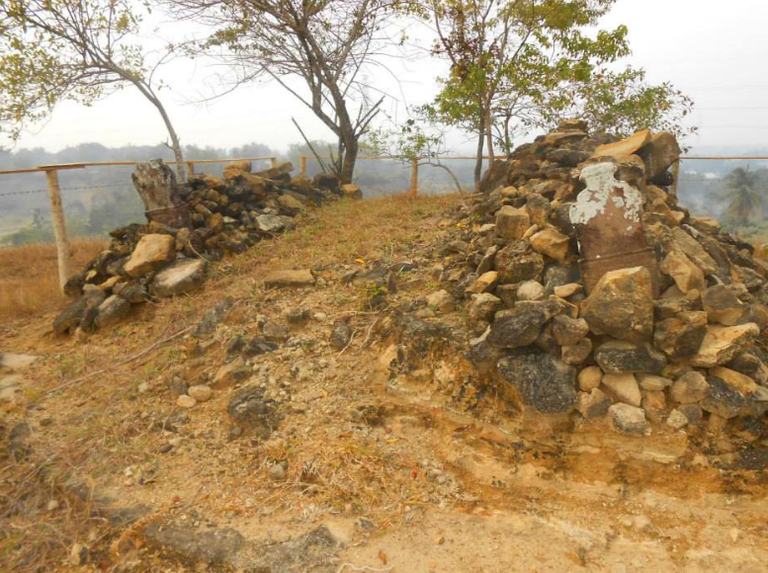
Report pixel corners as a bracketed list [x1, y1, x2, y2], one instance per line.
[417, 120, 768, 435]
[53, 160, 358, 335]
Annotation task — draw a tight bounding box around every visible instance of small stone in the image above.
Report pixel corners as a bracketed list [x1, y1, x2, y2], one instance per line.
[70, 543, 89, 566]
[497, 354, 577, 413]
[263, 269, 315, 288]
[636, 374, 672, 391]
[530, 227, 571, 262]
[678, 404, 703, 426]
[124, 234, 175, 278]
[137, 382, 149, 393]
[670, 371, 709, 404]
[268, 463, 287, 481]
[578, 366, 602, 392]
[435, 535, 445, 545]
[552, 315, 589, 346]
[314, 312, 328, 322]
[341, 183, 363, 199]
[516, 280, 545, 302]
[488, 307, 548, 349]
[594, 341, 666, 374]
[602, 373, 642, 407]
[667, 409, 688, 430]
[608, 403, 649, 436]
[496, 205, 530, 240]
[426, 290, 456, 313]
[577, 388, 612, 419]
[554, 283, 582, 298]
[151, 258, 207, 297]
[94, 294, 131, 329]
[47, 499, 60, 511]
[213, 357, 249, 385]
[330, 319, 352, 350]
[188, 385, 212, 402]
[702, 285, 746, 326]
[653, 311, 707, 359]
[494, 242, 544, 284]
[465, 271, 499, 294]
[468, 293, 502, 323]
[177, 395, 196, 408]
[561, 338, 592, 365]
[660, 251, 705, 294]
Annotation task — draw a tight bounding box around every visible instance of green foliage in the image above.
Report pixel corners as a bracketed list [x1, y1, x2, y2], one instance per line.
[0, 0, 145, 143]
[720, 167, 766, 226]
[422, 0, 695, 164]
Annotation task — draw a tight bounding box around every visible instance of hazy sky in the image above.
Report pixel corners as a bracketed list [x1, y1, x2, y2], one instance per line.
[8, 0, 768, 155]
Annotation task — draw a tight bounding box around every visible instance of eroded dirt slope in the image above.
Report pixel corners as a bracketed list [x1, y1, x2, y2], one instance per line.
[2, 194, 767, 573]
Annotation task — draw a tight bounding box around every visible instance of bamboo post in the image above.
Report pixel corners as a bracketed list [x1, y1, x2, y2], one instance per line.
[299, 155, 307, 177]
[269, 157, 278, 168]
[44, 169, 74, 291]
[408, 158, 419, 197]
[186, 161, 195, 177]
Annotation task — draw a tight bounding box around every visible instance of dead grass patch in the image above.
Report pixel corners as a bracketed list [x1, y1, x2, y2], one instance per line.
[0, 238, 107, 319]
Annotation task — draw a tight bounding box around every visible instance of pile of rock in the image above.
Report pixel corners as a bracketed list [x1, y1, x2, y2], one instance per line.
[53, 160, 353, 335]
[441, 121, 768, 435]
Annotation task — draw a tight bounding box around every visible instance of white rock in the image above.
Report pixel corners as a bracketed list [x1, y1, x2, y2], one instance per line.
[667, 409, 688, 430]
[602, 373, 642, 407]
[176, 395, 196, 408]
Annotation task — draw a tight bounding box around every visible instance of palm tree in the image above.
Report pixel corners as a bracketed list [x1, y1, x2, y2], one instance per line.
[721, 167, 763, 225]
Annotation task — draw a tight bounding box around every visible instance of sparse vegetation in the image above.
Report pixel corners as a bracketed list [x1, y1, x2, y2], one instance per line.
[0, 238, 106, 319]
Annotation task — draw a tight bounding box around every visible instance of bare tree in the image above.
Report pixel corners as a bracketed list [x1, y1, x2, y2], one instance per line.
[171, 0, 396, 183]
[0, 0, 187, 181]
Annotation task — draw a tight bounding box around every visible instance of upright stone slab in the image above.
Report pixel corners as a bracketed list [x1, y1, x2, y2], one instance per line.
[132, 159, 191, 228]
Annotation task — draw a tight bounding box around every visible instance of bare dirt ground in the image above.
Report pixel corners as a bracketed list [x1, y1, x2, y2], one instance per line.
[2, 194, 768, 573]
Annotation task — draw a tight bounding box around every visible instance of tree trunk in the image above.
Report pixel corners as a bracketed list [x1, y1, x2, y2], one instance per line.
[485, 108, 495, 164]
[340, 137, 358, 185]
[474, 116, 486, 191]
[132, 160, 191, 228]
[145, 89, 186, 183]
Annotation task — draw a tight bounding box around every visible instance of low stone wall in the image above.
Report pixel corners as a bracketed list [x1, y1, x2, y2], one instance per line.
[53, 160, 356, 335]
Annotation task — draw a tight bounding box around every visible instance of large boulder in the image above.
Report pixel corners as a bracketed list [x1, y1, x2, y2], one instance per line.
[497, 353, 578, 413]
[151, 258, 207, 297]
[581, 266, 654, 344]
[638, 131, 681, 180]
[123, 234, 176, 278]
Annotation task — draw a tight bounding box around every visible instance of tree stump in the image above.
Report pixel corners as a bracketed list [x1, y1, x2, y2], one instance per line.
[132, 159, 191, 228]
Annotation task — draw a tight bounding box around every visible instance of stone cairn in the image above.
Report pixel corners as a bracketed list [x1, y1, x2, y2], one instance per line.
[447, 120, 768, 435]
[53, 160, 359, 335]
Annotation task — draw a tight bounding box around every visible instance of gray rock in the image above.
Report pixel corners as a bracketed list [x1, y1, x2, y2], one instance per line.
[497, 353, 577, 413]
[143, 521, 245, 566]
[594, 340, 667, 374]
[114, 281, 148, 304]
[552, 315, 589, 346]
[677, 404, 703, 426]
[94, 294, 131, 329]
[495, 241, 545, 284]
[561, 338, 592, 365]
[255, 214, 287, 233]
[53, 288, 106, 334]
[330, 319, 352, 350]
[227, 386, 283, 438]
[667, 409, 688, 429]
[268, 463, 287, 481]
[468, 293, 502, 324]
[194, 298, 234, 337]
[609, 403, 649, 435]
[701, 375, 748, 419]
[487, 307, 548, 349]
[151, 258, 207, 297]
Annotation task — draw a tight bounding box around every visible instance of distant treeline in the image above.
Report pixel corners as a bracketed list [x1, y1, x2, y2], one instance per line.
[0, 140, 481, 244]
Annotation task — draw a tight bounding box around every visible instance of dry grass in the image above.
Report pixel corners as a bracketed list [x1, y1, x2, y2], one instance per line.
[0, 238, 107, 319]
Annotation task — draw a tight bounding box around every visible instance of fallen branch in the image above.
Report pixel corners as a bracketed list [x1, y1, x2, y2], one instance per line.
[41, 326, 194, 398]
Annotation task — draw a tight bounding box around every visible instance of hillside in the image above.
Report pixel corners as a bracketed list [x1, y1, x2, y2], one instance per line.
[3, 189, 768, 573]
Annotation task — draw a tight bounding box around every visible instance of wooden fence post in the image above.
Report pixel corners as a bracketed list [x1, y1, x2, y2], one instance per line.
[670, 159, 680, 197]
[408, 158, 419, 197]
[270, 157, 278, 168]
[44, 169, 73, 291]
[299, 155, 307, 177]
[186, 161, 195, 177]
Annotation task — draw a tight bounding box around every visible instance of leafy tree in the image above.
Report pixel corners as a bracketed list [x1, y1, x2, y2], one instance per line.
[422, 0, 693, 190]
[721, 167, 764, 226]
[171, 0, 396, 184]
[0, 0, 187, 181]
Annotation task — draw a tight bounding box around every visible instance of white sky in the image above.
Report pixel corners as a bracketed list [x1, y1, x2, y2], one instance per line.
[9, 0, 768, 155]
